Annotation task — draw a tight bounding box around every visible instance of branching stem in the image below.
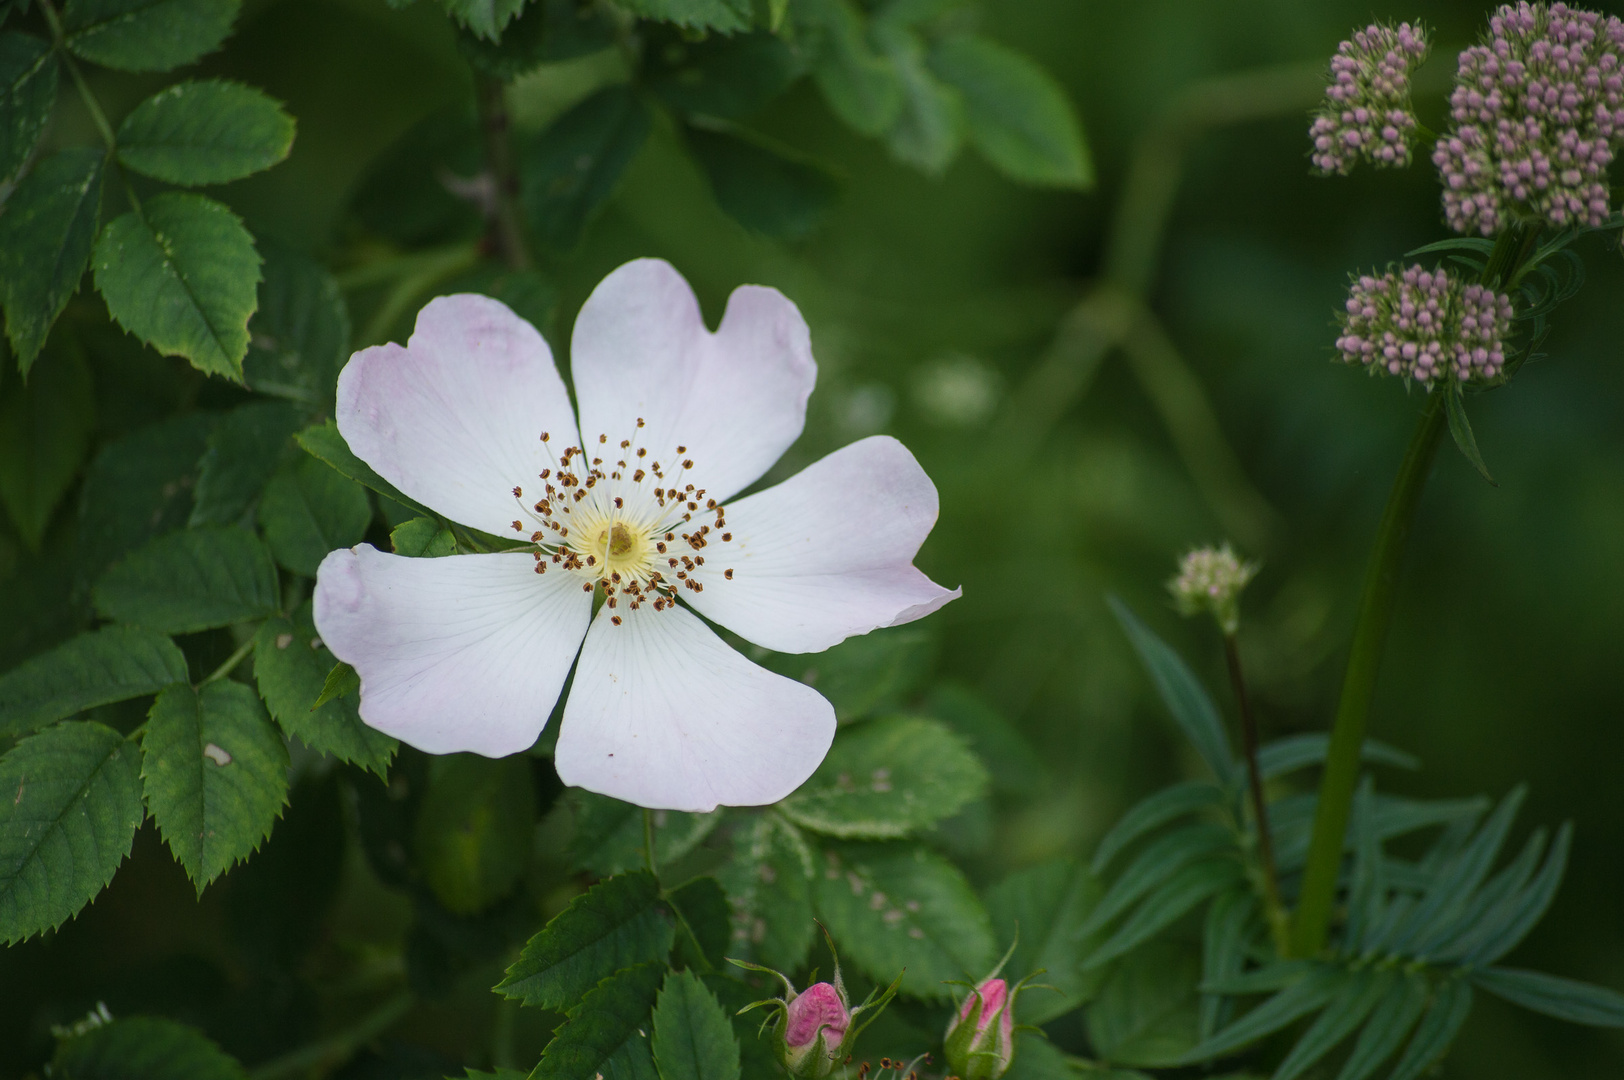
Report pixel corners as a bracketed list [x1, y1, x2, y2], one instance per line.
[1225, 632, 1287, 952]
[474, 75, 532, 271]
[200, 636, 257, 687]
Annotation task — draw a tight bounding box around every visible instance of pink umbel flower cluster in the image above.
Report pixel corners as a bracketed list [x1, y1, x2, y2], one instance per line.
[1310, 22, 1431, 174]
[1434, 2, 1624, 234]
[1335, 264, 1515, 385]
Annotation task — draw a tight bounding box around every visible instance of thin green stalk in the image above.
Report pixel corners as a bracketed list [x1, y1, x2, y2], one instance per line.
[249, 991, 413, 1080]
[643, 808, 657, 876]
[1225, 633, 1287, 954]
[200, 636, 256, 687]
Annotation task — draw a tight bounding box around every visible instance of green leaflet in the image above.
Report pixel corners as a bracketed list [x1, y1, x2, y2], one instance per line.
[1175, 964, 1346, 1065]
[188, 400, 304, 527]
[533, 961, 664, 1080]
[0, 147, 104, 374]
[54, 1014, 248, 1079]
[813, 842, 994, 1001]
[778, 714, 988, 839]
[242, 241, 351, 409]
[1385, 979, 1473, 1080]
[519, 85, 651, 252]
[1255, 733, 1419, 780]
[62, 0, 242, 73]
[648, 30, 801, 121]
[93, 525, 278, 633]
[441, 0, 527, 41]
[1445, 384, 1496, 487]
[413, 753, 536, 914]
[1199, 888, 1256, 1039]
[924, 683, 1045, 796]
[985, 857, 1106, 1023]
[714, 812, 816, 972]
[1271, 968, 1392, 1080]
[497, 870, 674, 1011]
[800, 0, 902, 136]
[1333, 974, 1429, 1080]
[142, 681, 290, 892]
[1084, 857, 1246, 970]
[567, 790, 722, 876]
[927, 34, 1092, 188]
[251, 603, 396, 775]
[76, 413, 213, 580]
[0, 340, 94, 549]
[876, 23, 963, 174]
[295, 420, 429, 516]
[257, 454, 372, 577]
[1086, 939, 1200, 1068]
[1090, 782, 1225, 875]
[0, 32, 58, 186]
[1470, 967, 1624, 1027]
[391, 516, 457, 557]
[617, 0, 750, 33]
[651, 968, 742, 1080]
[666, 876, 730, 971]
[454, 0, 615, 78]
[1081, 823, 1236, 937]
[685, 124, 839, 242]
[116, 80, 295, 186]
[0, 721, 145, 943]
[92, 192, 263, 381]
[0, 625, 188, 737]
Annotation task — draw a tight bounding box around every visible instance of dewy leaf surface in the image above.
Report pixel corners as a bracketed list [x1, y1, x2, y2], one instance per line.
[92, 192, 262, 381]
[141, 681, 289, 892]
[53, 1014, 248, 1080]
[497, 869, 674, 1011]
[0, 625, 188, 737]
[93, 525, 278, 633]
[62, 0, 242, 74]
[532, 961, 663, 1080]
[116, 79, 295, 185]
[651, 969, 741, 1080]
[0, 32, 58, 186]
[0, 147, 104, 374]
[0, 721, 145, 943]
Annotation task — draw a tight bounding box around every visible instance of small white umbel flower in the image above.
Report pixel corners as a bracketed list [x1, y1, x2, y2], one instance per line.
[313, 259, 959, 812]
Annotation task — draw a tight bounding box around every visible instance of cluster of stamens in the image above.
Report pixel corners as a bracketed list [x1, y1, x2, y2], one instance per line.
[508, 418, 736, 625]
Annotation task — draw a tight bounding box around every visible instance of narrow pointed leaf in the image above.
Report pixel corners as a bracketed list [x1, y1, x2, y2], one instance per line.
[651, 968, 741, 1080]
[1272, 969, 1391, 1080]
[1445, 386, 1496, 486]
[1081, 823, 1234, 938]
[1175, 965, 1346, 1065]
[1387, 787, 1524, 955]
[1091, 780, 1223, 874]
[1085, 857, 1244, 970]
[1420, 826, 1548, 962]
[93, 525, 278, 633]
[1466, 822, 1572, 966]
[1334, 974, 1429, 1080]
[1199, 888, 1256, 1039]
[1256, 734, 1418, 780]
[0, 625, 188, 737]
[1470, 967, 1624, 1027]
[1107, 596, 1235, 783]
[1385, 980, 1472, 1080]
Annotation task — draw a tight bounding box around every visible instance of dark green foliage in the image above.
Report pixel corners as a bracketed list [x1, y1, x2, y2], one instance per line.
[617, 0, 751, 34]
[798, 0, 902, 136]
[414, 753, 537, 914]
[296, 420, 429, 516]
[188, 401, 304, 527]
[0, 32, 57, 186]
[0, 148, 104, 374]
[241, 241, 350, 407]
[256, 454, 372, 577]
[986, 858, 1105, 1023]
[647, 29, 803, 120]
[0, 341, 94, 548]
[349, 107, 484, 248]
[391, 515, 457, 556]
[713, 811, 816, 972]
[651, 968, 741, 1080]
[455, 0, 614, 77]
[76, 413, 212, 580]
[665, 876, 729, 971]
[93, 525, 278, 633]
[567, 791, 722, 876]
[115, 80, 295, 186]
[0, 625, 187, 736]
[1086, 939, 1200, 1068]
[0, 721, 144, 942]
[62, 0, 242, 73]
[766, 625, 934, 722]
[532, 961, 664, 1079]
[53, 1014, 247, 1079]
[1107, 598, 1236, 784]
[685, 124, 839, 241]
[441, 0, 527, 42]
[519, 85, 651, 251]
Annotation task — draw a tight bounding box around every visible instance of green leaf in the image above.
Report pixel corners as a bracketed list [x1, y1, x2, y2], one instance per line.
[455, 0, 615, 77]
[1385, 979, 1472, 1080]
[1445, 385, 1496, 487]
[1083, 823, 1235, 937]
[0, 340, 93, 549]
[1002, 1033, 1072, 1080]
[93, 525, 278, 633]
[713, 811, 816, 972]
[441, 0, 526, 41]
[0, 32, 58, 186]
[1463, 823, 1571, 965]
[1085, 858, 1245, 971]
[800, 0, 902, 136]
[349, 106, 482, 249]
[142, 680, 289, 892]
[0, 626, 188, 737]
[924, 683, 1044, 796]
[1470, 967, 1624, 1027]
[1107, 596, 1236, 784]
[985, 857, 1105, 1023]
[1086, 938, 1200, 1068]
[391, 516, 457, 557]
[1175, 965, 1346, 1065]
[242, 241, 350, 408]
[534, 961, 663, 1079]
[617, 0, 749, 33]
[779, 715, 987, 839]
[567, 790, 722, 876]
[0, 147, 104, 374]
[685, 123, 838, 242]
[927, 35, 1092, 188]
[519, 85, 651, 252]
[252, 603, 396, 774]
[53, 1014, 248, 1080]
[1271, 969, 1390, 1080]
[813, 842, 994, 1001]
[295, 419, 429, 516]
[257, 454, 372, 577]
[768, 625, 934, 722]
[652, 968, 741, 1080]
[1091, 780, 1224, 875]
[1333, 974, 1428, 1080]
[1199, 888, 1256, 1039]
[667, 875, 730, 971]
[497, 869, 674, 1010]
[413, 752, 537, 914]
[188, 400, 303, 527]
[1255, 733, 1418, 780]
[313, 659, 358, 708]
[76, 413, 213, 580]
[62, 0, 242, 73]
[876, 24, 962, 174]
[92, 192, 262, 381]
[648, 29, 802, 120]
[116, 79, 293, 186]
[0, 720, 144, 942]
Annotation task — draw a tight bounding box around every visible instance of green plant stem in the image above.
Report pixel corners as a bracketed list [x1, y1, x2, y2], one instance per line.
[643, 807, 657, 876]
[473, 75, 532, 271]
[200, 636, 256, 686]
[38, 2, 118, 154]
[249, 990, 413, 1080]
[1224, 632, 1287, 953]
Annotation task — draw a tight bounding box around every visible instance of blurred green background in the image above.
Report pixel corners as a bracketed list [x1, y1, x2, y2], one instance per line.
[2, 0, 1622, 1076]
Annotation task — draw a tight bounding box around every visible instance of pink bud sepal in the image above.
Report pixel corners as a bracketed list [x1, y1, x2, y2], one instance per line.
[942, 940, 1048, 1080]
[732, 930, 902, 1079]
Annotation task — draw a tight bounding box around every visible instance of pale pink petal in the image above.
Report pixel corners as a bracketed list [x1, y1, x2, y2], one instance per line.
[555, 604, 835, 811]
[337, 294, 580, 537]
[683, 436, 960, 653]
[569, 258, 814, 504]
[313, 545, 591, 756]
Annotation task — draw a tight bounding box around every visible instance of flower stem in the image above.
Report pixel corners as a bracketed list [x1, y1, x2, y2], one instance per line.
[200, 636, 257, 687]
[1224, 632, 1287, 953]
[643, 808, 658, 877]
[473, 74, 532, 271]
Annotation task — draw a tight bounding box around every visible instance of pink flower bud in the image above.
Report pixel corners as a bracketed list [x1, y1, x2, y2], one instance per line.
[944, 978, 1016, 1080]
[779, 981, 850, 1077]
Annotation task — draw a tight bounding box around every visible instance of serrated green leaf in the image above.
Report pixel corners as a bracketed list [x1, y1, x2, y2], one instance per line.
[188, 400, 303, 527]
[295, 420, 429, 516]
[686, 123, 838, 242]
[257, 454, 371, 577]
[618, 0, 749, 33]
[76, 413, 213, 580]
[312, 659, 358, 709]
[455, 0, 615, 77]
[1082, 823, 1235, 938]
[92, 192, 262, 381]
[391, 516, 457, 557]
[534, 961, 663, 1079]
[927, 34, 1091, 188]
[1086, 938, 1200, 1068]
[414, 752, 537, 914]
[0, 147, 104, 374]
[0, 340, 93, 549]
[1385, 979, 1472, 1080]
[1107, 597, 1236, 784]
[441, 0, 526, 41]
[116, 79, 293, 186]
[0, 626, 187, 737]
[567, 790, 722, 876]
[1085, 857, 1245, 970]
[652, 968, 741, 1080]
[142, 680, 289, 892]
[519, 84, 650, 252]
[1333, 974, 1428, 1080]
[813, 842, 994, 1000]
[1255, 733, 1418, 780]
[800, 0, 901, 136]
[1091, 781, 1224, 875]
[667, 875, 729, 971]
[986, 857, 1105, 1023]
[53, 1014, 248, 1079]
[1175, 965, 1346, 1065]
[252, 604, 395, 774]
[1445, 384, 1496, 486]
[93, 525, 278, 633]
[779, 715, 986, 839]
[498, 869, 674, 1010]
[1470, 967, 1624, 1027]
[0, 32, 57, 186]
[1272, 969, 1390, 1080]
[242, 239, 350, 408]
[0, 720, 144, 942]
[714, 811, 816, 972]
[876, 23, 962, 174]
[62, 0, 241, 73]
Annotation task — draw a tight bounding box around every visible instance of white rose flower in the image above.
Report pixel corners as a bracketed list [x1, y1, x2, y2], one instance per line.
[313, 259, 958, 812]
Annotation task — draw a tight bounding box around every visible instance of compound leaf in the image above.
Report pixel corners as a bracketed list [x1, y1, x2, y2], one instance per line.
[53, 1014, 247, 1080]
[0, 625, 187, 737]
[256, 454, 371, 578]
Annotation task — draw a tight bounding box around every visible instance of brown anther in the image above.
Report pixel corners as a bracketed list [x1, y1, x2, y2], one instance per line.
[587, 555, 596, 566]
[687, 502, 697, 511]
[512, 520, 523, 531]
[620, 439, 630, 448]
[611, 615, 622, 625]
[512, 486, 523, 497]
[607, 597, 617, 608]
[677, 445, 687, 453]
[665, 532, 675, 541]
[541, 432, 550, 442]
[598, 434, 608, 443]
[636, 447, 647, 457]
[695, 556, 704, 565]
[614, 496, 623, 508]
[724, 569, 734, 580]
[682, 459, 694, 469]
[581, 582, 593, 592]
[722, 533, 732, 542]
[656, 542, 667, 553]
[634, 469, 645, 482]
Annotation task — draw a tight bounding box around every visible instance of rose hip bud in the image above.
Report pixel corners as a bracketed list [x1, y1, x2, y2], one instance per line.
[943, 977, 1016, 1080]
[780, 981, 851, 1076]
